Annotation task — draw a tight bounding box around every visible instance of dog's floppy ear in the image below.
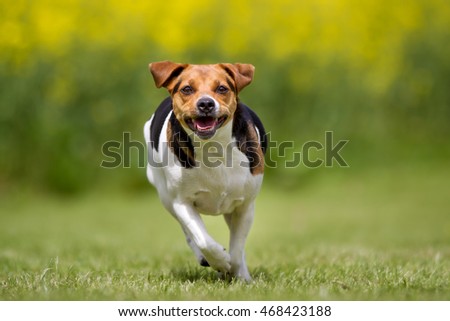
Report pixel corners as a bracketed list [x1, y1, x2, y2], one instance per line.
[149, 61, 187, 89]
[220, 63, 255, 93]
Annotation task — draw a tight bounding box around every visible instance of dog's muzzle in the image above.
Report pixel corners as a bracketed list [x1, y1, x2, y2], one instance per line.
[185, 97, 228, 140]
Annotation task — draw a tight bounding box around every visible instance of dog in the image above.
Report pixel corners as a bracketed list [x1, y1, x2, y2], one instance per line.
[143, 61, 267, 281]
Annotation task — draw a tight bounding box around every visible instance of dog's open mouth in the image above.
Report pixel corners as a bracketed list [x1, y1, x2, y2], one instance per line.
[185, 116, 227, 139]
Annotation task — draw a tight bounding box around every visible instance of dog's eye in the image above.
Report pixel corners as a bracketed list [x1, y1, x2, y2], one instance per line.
[180, 85, 194, 95]
[216, 85, 229, 94]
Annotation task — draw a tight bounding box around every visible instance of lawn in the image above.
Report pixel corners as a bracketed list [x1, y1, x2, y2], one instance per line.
[0, 164, 449, 300]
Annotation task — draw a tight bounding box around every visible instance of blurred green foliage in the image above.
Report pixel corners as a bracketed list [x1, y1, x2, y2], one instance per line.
[1, 0, 449, 194]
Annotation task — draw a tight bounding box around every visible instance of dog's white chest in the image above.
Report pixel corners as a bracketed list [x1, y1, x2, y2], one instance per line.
[178, 147, 262, 215]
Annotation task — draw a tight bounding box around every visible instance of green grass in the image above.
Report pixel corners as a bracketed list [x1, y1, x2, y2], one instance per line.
[1, 165, 449, 300]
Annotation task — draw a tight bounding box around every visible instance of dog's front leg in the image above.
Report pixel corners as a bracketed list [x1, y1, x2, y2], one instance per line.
[224, 202, 255, 282]
[180, 225, 209, 267]
[172, 202, 231, 274]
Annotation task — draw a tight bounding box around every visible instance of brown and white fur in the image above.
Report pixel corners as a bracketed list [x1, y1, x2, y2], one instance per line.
[144, 61, 266, 281]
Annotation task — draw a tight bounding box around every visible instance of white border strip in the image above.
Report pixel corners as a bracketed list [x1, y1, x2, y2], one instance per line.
[0, 301, 449, 321]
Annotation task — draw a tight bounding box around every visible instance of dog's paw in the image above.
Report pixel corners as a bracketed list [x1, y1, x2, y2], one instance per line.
[217, 270, 232, 282]
[202, 245, 231, 274]
[218, 269, 252, 283]
[231, 267, 252, 283]
[199, 257, 210, 267]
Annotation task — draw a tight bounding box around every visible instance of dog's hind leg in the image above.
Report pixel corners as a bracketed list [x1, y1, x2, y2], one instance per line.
[224, 202, 255, 282]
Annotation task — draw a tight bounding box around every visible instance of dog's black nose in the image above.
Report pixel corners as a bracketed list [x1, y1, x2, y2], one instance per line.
[197, 97, 215, 114]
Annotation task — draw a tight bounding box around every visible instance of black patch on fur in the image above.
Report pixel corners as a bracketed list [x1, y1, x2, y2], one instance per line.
[245, 104, 268, 154]
[168, 112, 196, 169]
[149, 97, 195, 169]
[149, 97, 172, 152]
[232, 102, 267, 173]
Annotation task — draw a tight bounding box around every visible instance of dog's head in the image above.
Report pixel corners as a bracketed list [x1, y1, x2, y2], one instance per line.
[149, 61, 254, 140]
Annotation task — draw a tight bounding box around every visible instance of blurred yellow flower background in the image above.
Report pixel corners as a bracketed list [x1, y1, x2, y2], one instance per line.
[1, 0, 449, 192]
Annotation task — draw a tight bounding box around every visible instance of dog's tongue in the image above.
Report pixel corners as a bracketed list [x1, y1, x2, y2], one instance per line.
[194, 117, 217, 131]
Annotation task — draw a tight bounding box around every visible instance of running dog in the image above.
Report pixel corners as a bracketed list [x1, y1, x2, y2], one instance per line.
[144, 61, 266, 281]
